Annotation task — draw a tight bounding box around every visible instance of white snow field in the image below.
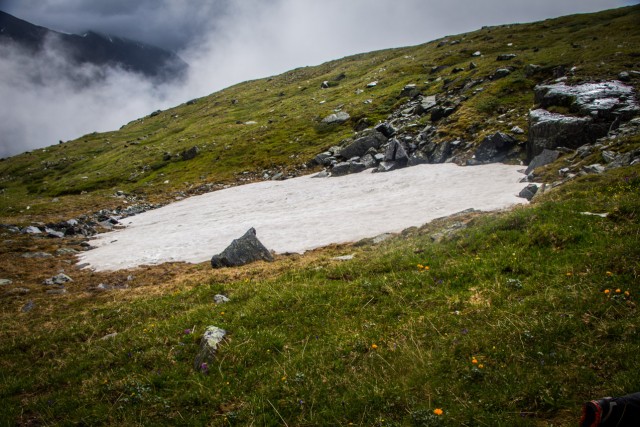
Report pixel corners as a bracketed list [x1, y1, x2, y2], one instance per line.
[78, 163, 530, 271]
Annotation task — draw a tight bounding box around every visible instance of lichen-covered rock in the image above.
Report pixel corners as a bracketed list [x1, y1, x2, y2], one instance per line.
[211, 228, 273, 268]
[193, 326, 226, 371]
[527, 109, 596, 160]
[321, 111, 350, 124]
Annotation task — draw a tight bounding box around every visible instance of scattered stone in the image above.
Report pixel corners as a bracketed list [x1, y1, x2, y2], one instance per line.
[374, 122, 396, 138]
[366, 81, 378, 88]
[383, 138, 409, 167]
[430, 106, 456, 121]
[56, 248, 79, 256]
[211, 228, 274, 268]
[492, 68, 512, 79]
[43, 274, 72, 286]
[330, 162, 351, 177]
[8, 287, 30, 295]
[524, 64, 543, 77]
[332, 254, 355, 261]
[618, 71, 631, 82]
[583, 164, 605, 174]
[372, 233, 393, 244]
[511, 126, 525, 134]
[22, 226, 41, 234]
[22, 252, 53, 259]
[400, 84, 420, 98]
[472, 51, 481, 57]
[181, 146, 199, 161]
[0, 279, 13, 286]
[430, 141, 453, 164]
[312, 171, 330, 178]
[525, 149, 560, 175]
[45, 228, 65, 238]
[497, 54, 517, 61]
[580, 212, 609, 218]
[214, 294, 230, 304]
[46, 288, 68, 295]
[194, 326, 227, 371]
[469, 62, 477, 70]
[21, 300, 35, 312]
[518, 184, 539, 201]
[321, 112, 350, 124]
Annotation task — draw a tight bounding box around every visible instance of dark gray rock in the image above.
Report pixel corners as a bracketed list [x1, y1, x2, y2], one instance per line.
[408, 152, 430, 166]
[349, 162, 367, 174]
[374, 122, 396, 138]
[473, 132, 517, 163]
[527, 109, 596, 160]
[525, 149, 560, 175]
[211, 228, 273, 268]
[497, 54, 517, 61]
[194, 326, 226, 371]
[430, 106, 455, 121]
[376, 161, 399, 172]
[416, 95, 437, 115]
[181, 146, 199, 161]
[430, 141, 452, 164]
[313, 152, 332, 165]
[583, 164, 605, 174]
[400, 84, 420, 98]
[321, 112, 350, 124]
[43, 273, 72, 286]
[618, 71, 631, 82]
[383, 139, 409, 166]
[605, 152, 633, 169]
[518, 184, 539, 201]
[338, 131, 387, 159]
[330, 162, 351, 177]
[492, 68, 512, 79]
[312, 170, 330, 178]
[362, 154, 377, 169]
[534, 81, 639, 121]
[45, 228, 65, 238]
[22, 252, 53, 259]
[0, 279, 12, 286]
[524, 64, 542, 77]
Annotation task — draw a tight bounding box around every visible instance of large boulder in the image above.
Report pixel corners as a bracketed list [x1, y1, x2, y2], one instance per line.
[338, 131, 387, 159]
[473, 132, 517, 163]
[527, 109, 597, 160]
[383, 138, 409, 166]
[211, 228, 273, 268]
[430, 141, 452, 164]
[525, 149, 560, 175]
[534, 81, 639, 121]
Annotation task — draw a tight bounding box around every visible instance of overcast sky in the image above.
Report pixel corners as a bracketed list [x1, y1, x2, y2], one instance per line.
[0, 0, 635, 157]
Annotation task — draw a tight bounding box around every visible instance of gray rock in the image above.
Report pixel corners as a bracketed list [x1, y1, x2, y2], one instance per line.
[524, 64, 542, 77]
[194, 326, 227, 371]
[417, 95, 437, 114]
[22, 252, 53, 259]
[373, 233, 393, 244]
[492, 68, 512, 79]
[374, 122, 396, 138]
[618, 71, 631, 82]
[376, 161, 399, 172]
[332, 254, 355, 261]
[43, 273, 73, 286]
[400, 84, 420, 98]
[211, 228, 274, 268]
[511, 126, 525, 134]
[473, 132, 517, 163]
[8, 287, 30, 295]
[383, 138, 409, 166]
[518, 184, 539, 201]
[21, 300, 35, 312]
[101, 332, 118, 340]
[321, 112, 350, 124]
[313, 152, 332, 165]
[0, 279, 13, 286]
[271, 173, 284, 181]
[361, 154, 377, 169]
[349, 162, 367, 174]
[312, 170, 330, 178]
[431, 141, 452, 164]
[330, 162, 351, 177]
[606, 152, 633, 169]
[338, 131, 387, 159]
[430, 106, 456, 121]
[525, 149, 560, 175]
[408, 151, 430, 166]
[55, 248, 79, 256]
[534, 81, 639, 121]
[181, 146, 199, 161]
[496, 54, 517, 61]
[46, 288, 68, 295]
[214, 294, 230, 304]
[527, 109, 595, 160]
[583, 164, 605, 174]
[22, 226, 41, 234]
[45, 228, 65, 238]
[374, 153, 385, 163]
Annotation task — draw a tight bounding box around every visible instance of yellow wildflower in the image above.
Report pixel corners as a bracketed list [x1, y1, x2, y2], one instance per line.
[371, 344, 378, 349]
[433, 408, 444, 416]
[624, 291, 630, 297]
[471, 357, 478, 364]
[615, 289, 621, 294]
[604, 289, 610, 295]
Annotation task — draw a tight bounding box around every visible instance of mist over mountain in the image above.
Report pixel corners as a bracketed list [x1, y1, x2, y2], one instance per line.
[0, 11, 187, 83]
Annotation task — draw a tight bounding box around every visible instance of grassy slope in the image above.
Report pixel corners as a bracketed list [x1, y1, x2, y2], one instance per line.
[0, 6, 639, 223]
[0, 5, 639, 426]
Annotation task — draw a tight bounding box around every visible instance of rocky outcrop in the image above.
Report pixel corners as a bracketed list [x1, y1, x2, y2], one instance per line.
[337, 131, 387, 159]
[470, 132, 518, 164]
[527, 81, 639, 160]
[525, 149, 560, 175]
[211, 228, 274, 268]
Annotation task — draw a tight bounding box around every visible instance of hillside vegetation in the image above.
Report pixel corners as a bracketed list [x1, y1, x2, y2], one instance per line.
[0, 6, 639, 426]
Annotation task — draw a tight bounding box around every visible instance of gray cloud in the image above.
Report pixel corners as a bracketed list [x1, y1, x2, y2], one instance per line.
[0, 0, 633, 157]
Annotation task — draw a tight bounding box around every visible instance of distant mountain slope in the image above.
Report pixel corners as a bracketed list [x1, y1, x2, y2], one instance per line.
[0, 10, 187, 82]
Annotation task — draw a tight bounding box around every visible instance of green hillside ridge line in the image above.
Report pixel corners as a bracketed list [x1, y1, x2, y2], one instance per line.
[0, 5, 638, 224]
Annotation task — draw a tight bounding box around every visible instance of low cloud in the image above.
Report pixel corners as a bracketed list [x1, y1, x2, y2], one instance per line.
[0, 0, 632, 157]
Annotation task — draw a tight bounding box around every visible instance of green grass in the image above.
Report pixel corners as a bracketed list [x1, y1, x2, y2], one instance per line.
[1, 166, 638, 426]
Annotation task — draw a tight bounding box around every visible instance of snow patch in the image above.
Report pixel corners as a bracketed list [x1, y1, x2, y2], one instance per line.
[78, 163, 529, 271]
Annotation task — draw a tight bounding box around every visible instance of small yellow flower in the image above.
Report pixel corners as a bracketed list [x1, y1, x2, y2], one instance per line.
[624, 291, 630, 297]
[424, 266, 430, 271]
[371, 344, 378, 349]
[417, 264, 424, 269]
[433, 408, 444, 416]
[566, 272, 573, 277]
[606, 271, 613, 277]
[604, 289, 610, 295]
[471, 358, 478, 364]
[615, 289, 621, 294]
[478, 364, 484, 369]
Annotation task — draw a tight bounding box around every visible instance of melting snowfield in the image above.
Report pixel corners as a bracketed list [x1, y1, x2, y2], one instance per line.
[79, 163, 530, 271]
